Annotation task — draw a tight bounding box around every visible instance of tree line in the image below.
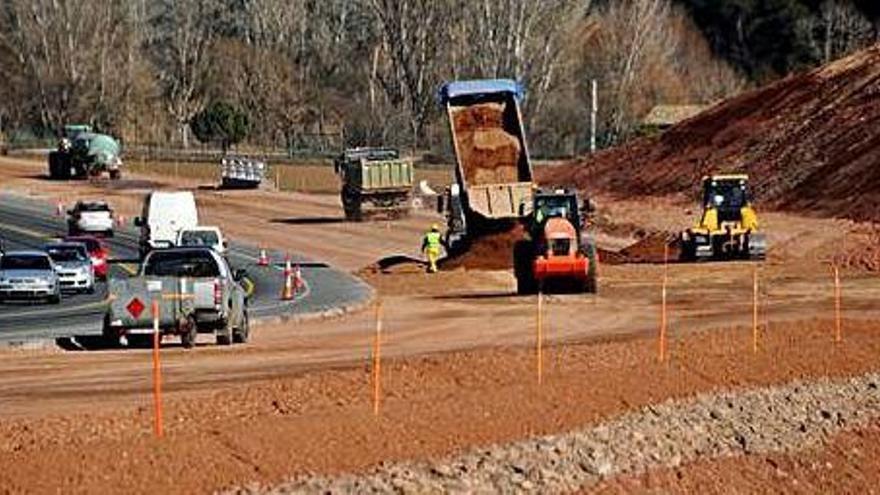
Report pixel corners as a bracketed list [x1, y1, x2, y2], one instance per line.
[0, 0, 876, 157]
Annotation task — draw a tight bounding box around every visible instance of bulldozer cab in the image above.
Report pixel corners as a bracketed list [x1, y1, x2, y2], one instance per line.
[702, 175, 750, 223]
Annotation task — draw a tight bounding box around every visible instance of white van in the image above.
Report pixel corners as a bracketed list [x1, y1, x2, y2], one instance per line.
[135, 191, 199, 257]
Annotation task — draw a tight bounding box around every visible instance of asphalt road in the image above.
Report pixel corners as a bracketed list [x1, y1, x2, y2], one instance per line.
[0, 193, 372, 345]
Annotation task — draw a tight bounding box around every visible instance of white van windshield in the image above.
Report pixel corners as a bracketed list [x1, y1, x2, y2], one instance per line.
[179, 230, 219, 247]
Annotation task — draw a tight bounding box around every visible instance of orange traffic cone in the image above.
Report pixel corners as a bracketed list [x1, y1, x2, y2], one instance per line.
[280, 271, 295, 301]
[283, 254, 292, 277]
[258, 248, 269, 267]
[293, 264, 304, 290]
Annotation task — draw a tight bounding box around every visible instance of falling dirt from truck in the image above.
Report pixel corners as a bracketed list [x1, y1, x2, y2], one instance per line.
[451, 102, 522, 185]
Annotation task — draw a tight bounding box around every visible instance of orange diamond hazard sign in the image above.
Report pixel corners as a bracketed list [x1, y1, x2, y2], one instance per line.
[126, 298, 146, 319]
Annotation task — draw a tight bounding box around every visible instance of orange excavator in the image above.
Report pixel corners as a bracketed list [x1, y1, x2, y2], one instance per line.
[513, 188, 597, 294]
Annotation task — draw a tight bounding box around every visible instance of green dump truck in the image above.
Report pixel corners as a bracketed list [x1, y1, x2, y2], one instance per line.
[333, 148, 414, 221]
[48, 124, 123, 180]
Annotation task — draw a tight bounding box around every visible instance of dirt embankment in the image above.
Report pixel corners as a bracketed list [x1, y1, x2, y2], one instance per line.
[4, 319, 880, 494]
[540, 44, 880, 223]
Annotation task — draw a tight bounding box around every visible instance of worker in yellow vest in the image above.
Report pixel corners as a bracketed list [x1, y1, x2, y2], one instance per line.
[421, 224, 443, 273]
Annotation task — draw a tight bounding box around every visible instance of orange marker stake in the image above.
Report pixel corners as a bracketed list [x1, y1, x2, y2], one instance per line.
[151, 300, 164, 438]
[752, 264, 759, 354]
[659, 244, 669, 362]
[372, 301, 383, 416]
[834, 265, 842, 343]
[536, 289, 544, 385]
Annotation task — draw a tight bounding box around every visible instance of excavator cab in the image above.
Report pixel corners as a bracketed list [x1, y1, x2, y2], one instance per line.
[681, 174, 766, 261]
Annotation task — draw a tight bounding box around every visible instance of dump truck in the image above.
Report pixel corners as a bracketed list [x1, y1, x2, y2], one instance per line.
[513, 188, 597, 294]
[48, 124, 122, 180]
[680, 174, 767, 261]
[436, 79, 534, 255]
[334, 147, 414, 221]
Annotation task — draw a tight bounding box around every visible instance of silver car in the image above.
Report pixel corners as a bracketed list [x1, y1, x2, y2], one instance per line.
[0, 251, 62, 304]
[45, 242, 95, 294]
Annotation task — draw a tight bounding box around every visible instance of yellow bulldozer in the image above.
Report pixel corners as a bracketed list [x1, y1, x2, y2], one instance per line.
[680, 174, 767, 261]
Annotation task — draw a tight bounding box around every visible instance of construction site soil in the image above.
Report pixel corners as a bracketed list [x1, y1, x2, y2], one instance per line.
[591, 421, 880, 494]
[540, 43, 880, 223]
[3, 43, 880, 492]
[4, 319, 880, 494]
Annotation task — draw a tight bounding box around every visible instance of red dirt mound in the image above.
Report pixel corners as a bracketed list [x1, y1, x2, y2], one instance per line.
[441, 224, 525, 271]
[540, 44, 880, 223]
[600, 232, 680, 265]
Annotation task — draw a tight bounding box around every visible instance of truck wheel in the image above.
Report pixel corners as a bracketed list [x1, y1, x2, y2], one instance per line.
[513, 241, 537, 295]
[127, 335, 152, 348]
[48, 152, 59, 179]
[215, 319, 232, 346]
[583, 242, 598, 294]
[181, 315, 198, 349]
[232, 311, 250, 344]
[109, 170, 121, 180]
[102, 314, 121, 348]
[342, 190, 363, 221]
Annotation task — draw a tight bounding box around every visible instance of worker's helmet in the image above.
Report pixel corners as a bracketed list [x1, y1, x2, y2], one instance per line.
[431, 223, 440, 232]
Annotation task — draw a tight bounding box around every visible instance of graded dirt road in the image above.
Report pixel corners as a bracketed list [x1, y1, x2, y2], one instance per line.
[2, 156, 880, 493]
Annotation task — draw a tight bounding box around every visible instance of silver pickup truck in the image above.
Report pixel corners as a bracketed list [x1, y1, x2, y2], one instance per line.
[104, 247, 249, 348]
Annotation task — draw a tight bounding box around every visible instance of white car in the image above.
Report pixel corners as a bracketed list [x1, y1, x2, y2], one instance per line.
[0, 251, 62, 304]
[45, 243, 95, 294]
[177, 226, 227, 255]
[68, 201, 115, 237]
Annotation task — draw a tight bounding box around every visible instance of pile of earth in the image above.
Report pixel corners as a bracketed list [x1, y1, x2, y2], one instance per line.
[538, 43, 880, 223]
[440, 224, 525, 271]
[599, 232, 681, 265]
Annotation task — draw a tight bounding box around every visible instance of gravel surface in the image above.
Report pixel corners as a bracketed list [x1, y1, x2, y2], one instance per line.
[231, 372, 880, 494]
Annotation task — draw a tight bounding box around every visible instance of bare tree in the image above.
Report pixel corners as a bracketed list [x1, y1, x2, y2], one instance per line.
[801, 0, 873, 64]
[0, 0, 130, 130]
[148, 0, 221, 148]
[449, 0, 589, 121]
[365, 0, 449, 146]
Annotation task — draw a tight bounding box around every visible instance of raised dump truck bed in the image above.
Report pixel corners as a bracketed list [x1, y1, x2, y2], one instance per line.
[438, 79, 535, 252]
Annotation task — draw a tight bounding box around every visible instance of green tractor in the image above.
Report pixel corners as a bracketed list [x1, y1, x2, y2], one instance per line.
[48, 125, 123, 180]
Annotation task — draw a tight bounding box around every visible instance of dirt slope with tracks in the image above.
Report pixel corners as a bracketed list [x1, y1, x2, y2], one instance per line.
[541, 43, 880, 222]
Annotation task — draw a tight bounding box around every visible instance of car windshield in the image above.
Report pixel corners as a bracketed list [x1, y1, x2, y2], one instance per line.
[66, 238, 100, 252]
[78, 203, 110, 212]
[0, 255, 51, 271]
[46, 246, 87, 262]
[179, 231, 219, 247]
[144, 250, 220, 277]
